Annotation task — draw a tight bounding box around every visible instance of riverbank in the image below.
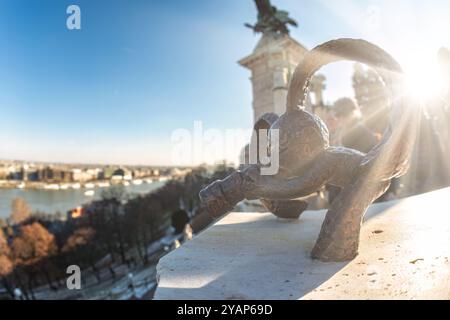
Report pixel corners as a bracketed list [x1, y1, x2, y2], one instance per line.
[0, 176, 170, 191]
[0, 179, 167, 219]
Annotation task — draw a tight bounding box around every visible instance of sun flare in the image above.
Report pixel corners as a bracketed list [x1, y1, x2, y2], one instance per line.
[401, 51, 447, 101]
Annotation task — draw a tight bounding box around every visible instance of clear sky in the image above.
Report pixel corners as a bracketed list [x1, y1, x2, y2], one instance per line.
[1, 0, 449, 166]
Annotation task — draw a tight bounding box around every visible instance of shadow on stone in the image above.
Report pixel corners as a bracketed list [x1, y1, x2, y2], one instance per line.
[155, 197, 410, 299]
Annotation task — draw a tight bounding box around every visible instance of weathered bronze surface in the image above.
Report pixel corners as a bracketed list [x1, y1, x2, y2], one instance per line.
[199, 39, 417, 262]
[245, 0, 298, 35]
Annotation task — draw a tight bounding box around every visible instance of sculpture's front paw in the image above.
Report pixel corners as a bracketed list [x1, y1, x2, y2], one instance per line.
[199, 172, 246, 218]
[199, 181, 232, 218]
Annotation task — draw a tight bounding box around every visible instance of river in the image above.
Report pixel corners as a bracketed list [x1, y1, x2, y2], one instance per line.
[0, 181, 165, 219]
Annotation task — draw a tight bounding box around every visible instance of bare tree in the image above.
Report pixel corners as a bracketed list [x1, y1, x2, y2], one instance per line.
[0, 230, 15, 298]
[11, 222, 57, 296]
[10, 197, 31, 225]
[62, 227, 102, 282]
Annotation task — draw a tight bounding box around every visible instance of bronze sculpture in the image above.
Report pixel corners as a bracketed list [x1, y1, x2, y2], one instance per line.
[199, 38, 418, 262]
[245, 0, 298, 35]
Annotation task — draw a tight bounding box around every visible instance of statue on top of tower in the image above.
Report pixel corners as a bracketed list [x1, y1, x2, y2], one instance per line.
[245, 0, 298, 35]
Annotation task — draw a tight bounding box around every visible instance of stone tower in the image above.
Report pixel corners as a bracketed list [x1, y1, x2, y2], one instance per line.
[239, 33, 309, 123]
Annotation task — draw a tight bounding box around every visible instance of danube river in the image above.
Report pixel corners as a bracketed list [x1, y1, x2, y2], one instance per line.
[0, 181, 165, 219]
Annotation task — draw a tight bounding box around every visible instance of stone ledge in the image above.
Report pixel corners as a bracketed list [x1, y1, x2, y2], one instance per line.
[154, 188, 450, 300]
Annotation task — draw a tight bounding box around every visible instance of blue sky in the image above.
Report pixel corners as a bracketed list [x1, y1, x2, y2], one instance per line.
[1, 0, 449, 165]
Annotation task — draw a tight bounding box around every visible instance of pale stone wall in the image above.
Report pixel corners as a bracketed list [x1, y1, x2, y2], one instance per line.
[239, 33, 309, 123]
[155, 188, 450, 300]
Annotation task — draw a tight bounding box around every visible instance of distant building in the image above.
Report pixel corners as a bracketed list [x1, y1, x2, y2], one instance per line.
[132, 168, 154, 178]
[72, 168, 95, 182]
[0, 166, 12, 180]
[38, 166, 73, 183]
[26, 169, 39, 181]
[111, 168, 132, 181]
[101, 167, 117, 180]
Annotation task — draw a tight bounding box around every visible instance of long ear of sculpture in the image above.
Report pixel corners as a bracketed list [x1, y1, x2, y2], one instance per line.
[253, 113, 279, 131]
[286, 38, 418, 181]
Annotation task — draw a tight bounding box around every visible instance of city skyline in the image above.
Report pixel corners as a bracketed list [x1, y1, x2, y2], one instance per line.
[0, 157, 192, 168]
[2, 0, 450, 165]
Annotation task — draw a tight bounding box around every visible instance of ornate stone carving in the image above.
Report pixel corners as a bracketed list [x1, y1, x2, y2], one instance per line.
[199, 39, 418, 262]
